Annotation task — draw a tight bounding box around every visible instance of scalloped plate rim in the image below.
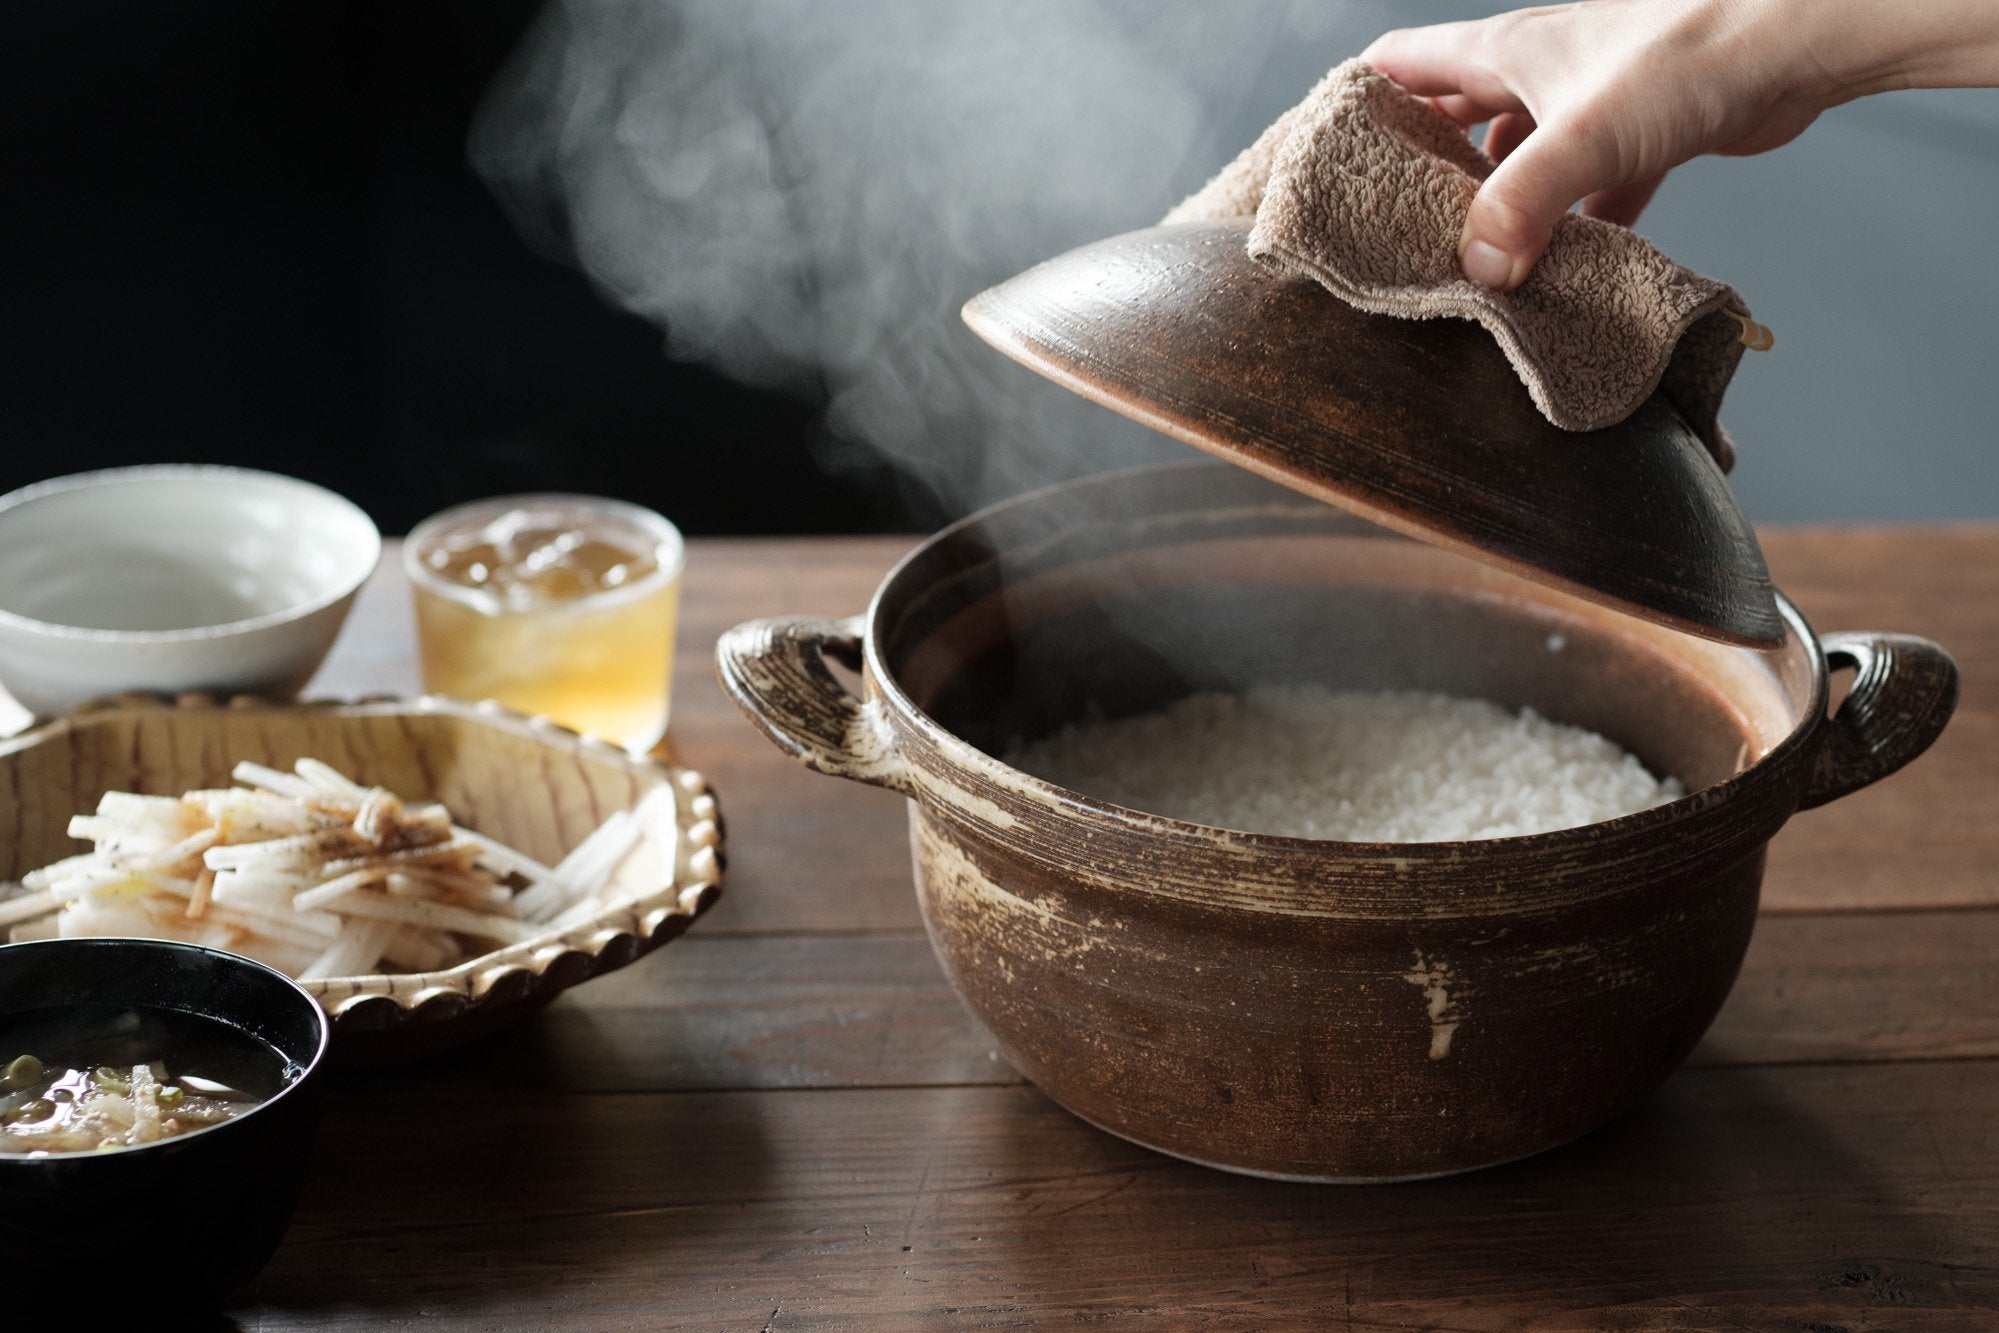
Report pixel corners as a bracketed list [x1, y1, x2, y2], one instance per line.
[0, 690, 726, 1044]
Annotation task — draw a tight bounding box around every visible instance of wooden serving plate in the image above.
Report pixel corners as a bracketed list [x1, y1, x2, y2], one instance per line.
[0, 693, 724, 1066]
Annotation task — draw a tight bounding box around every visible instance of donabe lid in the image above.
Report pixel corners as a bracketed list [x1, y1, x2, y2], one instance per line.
[961, 221, 1783, 648]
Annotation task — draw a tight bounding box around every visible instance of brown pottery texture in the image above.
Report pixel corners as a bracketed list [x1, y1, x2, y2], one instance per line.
[962, 220, 1782, 648]
[718, 463, 1956, 1181]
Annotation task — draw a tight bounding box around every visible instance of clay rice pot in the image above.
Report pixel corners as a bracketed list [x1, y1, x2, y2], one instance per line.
[718, 462, 1957, 1181]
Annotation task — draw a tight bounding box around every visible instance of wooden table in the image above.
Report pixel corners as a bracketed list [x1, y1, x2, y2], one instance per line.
[229, 528, 1998, 1329]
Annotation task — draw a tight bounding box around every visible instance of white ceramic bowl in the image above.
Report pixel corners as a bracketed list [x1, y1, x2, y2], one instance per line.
[0, 466, 381, 717]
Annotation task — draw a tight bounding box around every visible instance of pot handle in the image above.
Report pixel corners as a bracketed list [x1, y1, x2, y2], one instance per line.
[715, 615, 916, 794]
[1800, 631, 1959, 810]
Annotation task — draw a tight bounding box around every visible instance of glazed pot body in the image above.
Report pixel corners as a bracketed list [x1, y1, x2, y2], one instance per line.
[720, 462, 1956, 1181]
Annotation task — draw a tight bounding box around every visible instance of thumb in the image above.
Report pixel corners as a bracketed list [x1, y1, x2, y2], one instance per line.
[1458, 118, 1619, 291]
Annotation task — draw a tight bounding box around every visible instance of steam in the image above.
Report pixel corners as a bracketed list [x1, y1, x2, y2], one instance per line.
[472, 0, 1363, 516]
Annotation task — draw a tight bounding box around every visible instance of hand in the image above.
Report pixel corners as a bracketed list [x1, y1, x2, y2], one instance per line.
[1364, 0, 1999, 291]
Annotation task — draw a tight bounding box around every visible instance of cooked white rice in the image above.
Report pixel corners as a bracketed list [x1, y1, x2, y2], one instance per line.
[1006, 686, 1684, 842]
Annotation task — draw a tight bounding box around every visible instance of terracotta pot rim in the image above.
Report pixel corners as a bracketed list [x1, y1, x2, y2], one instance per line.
[859, 461, 1828, 863]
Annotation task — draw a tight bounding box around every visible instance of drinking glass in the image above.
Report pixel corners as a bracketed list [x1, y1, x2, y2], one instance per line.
[405, 494, 684, 752]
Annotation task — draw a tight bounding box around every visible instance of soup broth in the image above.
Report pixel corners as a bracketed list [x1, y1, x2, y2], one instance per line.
[0, 1005, 298, 1156]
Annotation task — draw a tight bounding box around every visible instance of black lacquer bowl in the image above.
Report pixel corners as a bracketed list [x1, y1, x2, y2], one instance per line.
[0, 938, 330, 1305]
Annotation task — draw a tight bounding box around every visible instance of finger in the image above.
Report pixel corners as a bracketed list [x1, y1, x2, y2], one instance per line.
[1429, 94, 1493, 127]
[1580, 173, 1665, 228]
[1363, 23, 1527, 115]
[1458, 119, 1623, 291]
[1481, 110, 1535, 164]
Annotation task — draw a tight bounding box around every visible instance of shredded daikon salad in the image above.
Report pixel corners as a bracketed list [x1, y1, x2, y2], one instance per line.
[0, 759, 669, 981]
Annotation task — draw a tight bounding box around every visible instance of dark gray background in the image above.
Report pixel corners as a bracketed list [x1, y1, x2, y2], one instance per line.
[7, 1, 1993, 531]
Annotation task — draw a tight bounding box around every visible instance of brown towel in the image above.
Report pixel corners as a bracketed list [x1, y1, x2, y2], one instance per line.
[1166, 59, 1768, 468]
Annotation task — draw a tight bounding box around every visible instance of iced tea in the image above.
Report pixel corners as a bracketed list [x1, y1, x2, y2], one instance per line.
[405, 496, 683, 751]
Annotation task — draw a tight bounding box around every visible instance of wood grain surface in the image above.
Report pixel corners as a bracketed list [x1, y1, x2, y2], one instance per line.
[217, 527, 1999, 1329]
